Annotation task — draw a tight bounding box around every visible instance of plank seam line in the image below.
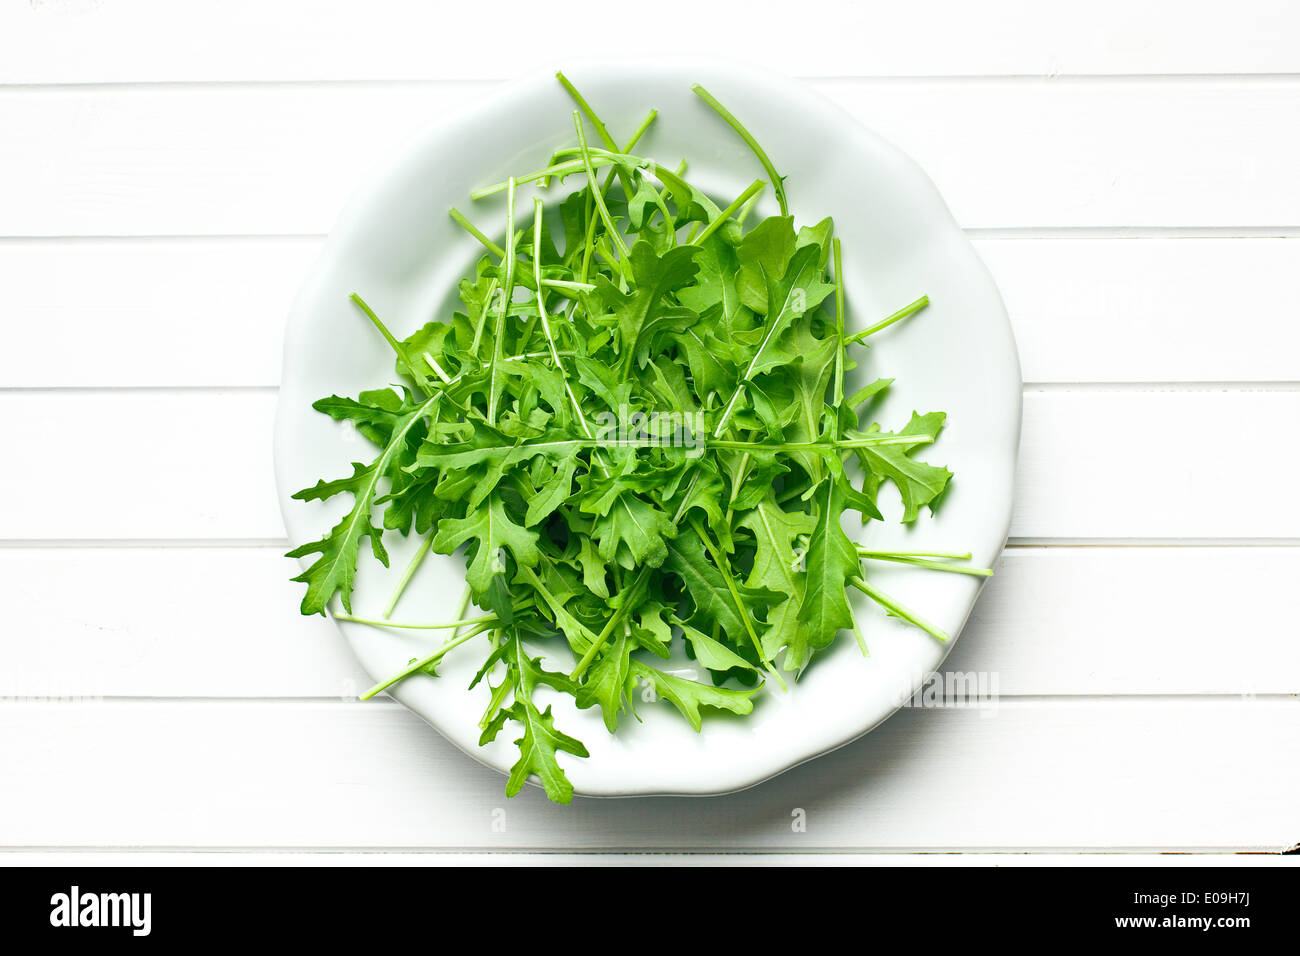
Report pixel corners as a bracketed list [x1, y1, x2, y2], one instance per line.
[0, 694, 1293, 706]
[7, 537, 1300, 549]
[0, 385, 279, 395]
[1007, 537, 1300, 548]
[0, 234, 325, 243]
[3, 73, 1300, 93]
[0, 844, 1286, 854]
[0, 538, 291, 549]
[6, 382, 1300, 396]
[4, 227, 1300, 243]
[1024, 382, 1300, 392]
[968, 226, 1300, 239]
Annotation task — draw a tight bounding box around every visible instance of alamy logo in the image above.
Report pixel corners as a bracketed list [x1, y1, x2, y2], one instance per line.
[49, 885, 151, 937]
[592, 404, 705, 455]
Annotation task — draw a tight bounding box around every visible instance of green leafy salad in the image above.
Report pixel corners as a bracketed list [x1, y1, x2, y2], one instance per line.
[288, 73, 990, 803]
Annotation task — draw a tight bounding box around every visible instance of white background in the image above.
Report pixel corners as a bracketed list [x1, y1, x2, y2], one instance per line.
[1, 0, 1298, 863]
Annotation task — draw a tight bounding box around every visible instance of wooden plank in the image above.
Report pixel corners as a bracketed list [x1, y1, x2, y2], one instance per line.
[2, 79, 1298, 236]
[0, 389, 284, 541]
[3, 389, 1297, 541]
[1011, 388, 1300, 540]
[0, 851, 1290, 865]
[818, 78, 1300, 230]
[0, 83, 467, 237]
[1, 238, 318, 388]
[0, 698, 1294, 848]
[3, 546, 1298, 699]
[4, 1, 1298, 83]
[976, 237, 1300, 384]
[7, 236, 1299, 387]
[0, 546, 365, 700]
[951, 546, 1300, 695]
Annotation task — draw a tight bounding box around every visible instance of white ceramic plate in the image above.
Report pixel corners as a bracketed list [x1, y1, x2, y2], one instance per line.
[276, 60, 1021, 797]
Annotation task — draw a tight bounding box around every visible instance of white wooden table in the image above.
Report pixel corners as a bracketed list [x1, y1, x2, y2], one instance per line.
[2, 1, 1298, 863]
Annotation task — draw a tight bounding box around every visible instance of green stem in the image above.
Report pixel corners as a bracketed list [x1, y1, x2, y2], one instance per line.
[857, 550, 992, 577]
[540, 278, 596, 293]
[691, 83, 788, 216]
[532, 197, 595, 436]
[578, 194, 599, 282]
[357, 625, 488, 701]
[336, 610, 499, 631]
[469, 277, 499, 355]
[849, 576, 950, 643]
[776, 480, 809, 505]
[486, 177, 518, 425]
[707, 435, 933, 452]
[555, 71, 637, 201]
[449, 207, 505, 257]
[851, 617, 869, 658]
[419, 351, 452, 385]
[556, 71, 619, 150]
[846, 295, 929, 344]
[470, 151, 646, 200]
[621, 109, 659, 152]
[736, 186, 761, 227]
[670, 469, 703, 524]
[572, 111, 630, 264]
[350, 293, 430, 394]
[570, 566, 649, 680]
[690, 179, 764, 247]
[711, 384, 746, 439]
[416, 435, 934, 460]
[382, 533, 434, 618]
[859, 549, 973, 560]
[832, 237, 846, 407]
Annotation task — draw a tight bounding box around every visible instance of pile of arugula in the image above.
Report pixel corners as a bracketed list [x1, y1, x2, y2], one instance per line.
[288, 74, 990, 803]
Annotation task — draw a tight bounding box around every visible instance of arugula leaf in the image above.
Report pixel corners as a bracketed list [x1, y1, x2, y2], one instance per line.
[477, 633, 588, 803]
[311, 388, 415, 446]
[500, 699, 589, 803]
[630, 660, 755, 731]
[791, 479, 862, 670]
[574, 625, 633, 732]
[289, 395, 438, 614]
[854, 411, 953, 522]
[669, 323, 736, 401]
[735, 243, 835, 379]
[431, 492, 540, 593]
[592, 494, 678, 570]
[678, 619, 758, 675]
[736, 494, 817, 662]
[287, 76, 970, 804]
[675, 236, 743, 322]
[663, 532, 776, 648]
[736, 215, 796, 312]
[592, 241, 700, 375]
